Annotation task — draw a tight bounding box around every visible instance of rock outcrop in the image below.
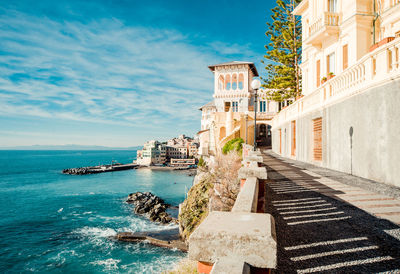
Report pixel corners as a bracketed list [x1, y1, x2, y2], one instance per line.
[63, 167, 92, 175]
[126, 192, 175, 224]
[116, 228, 187, 252]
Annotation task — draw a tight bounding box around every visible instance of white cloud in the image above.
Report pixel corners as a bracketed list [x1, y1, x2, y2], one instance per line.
[0, 8, 258, 144]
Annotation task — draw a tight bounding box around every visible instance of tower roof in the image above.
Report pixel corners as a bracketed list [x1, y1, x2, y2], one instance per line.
[199, 100, 216, 110]
[208, 61, 259, 76]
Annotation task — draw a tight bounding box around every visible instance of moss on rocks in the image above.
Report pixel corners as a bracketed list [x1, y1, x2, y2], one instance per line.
[179, 172, 214, 242]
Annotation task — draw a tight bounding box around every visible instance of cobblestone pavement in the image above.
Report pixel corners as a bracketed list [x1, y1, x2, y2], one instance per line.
[261, 150, 400, 273]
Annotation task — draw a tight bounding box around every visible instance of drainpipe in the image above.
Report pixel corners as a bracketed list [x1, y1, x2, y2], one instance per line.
[373, 0, 378, 45]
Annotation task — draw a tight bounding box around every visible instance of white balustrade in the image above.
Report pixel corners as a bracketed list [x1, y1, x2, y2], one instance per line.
[273, 38, 400, 127]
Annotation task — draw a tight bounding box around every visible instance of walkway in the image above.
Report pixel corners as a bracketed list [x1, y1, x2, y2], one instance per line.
[261, 149, 400, 273]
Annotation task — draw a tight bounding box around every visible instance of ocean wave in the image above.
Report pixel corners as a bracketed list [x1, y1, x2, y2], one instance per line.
[75, 226, 117, 238]
[90, 258, 121, 271]
[89, 214, 179, 232]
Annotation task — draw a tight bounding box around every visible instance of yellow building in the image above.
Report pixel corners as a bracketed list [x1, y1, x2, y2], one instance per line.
[271, 0, 400, 187]
[295, 0, 400, 95]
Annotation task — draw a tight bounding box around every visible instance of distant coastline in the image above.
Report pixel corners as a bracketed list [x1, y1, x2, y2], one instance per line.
[0, 145, 142, 151]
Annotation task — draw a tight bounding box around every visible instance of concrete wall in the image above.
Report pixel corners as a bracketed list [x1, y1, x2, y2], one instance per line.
[272, 79, 400, 187]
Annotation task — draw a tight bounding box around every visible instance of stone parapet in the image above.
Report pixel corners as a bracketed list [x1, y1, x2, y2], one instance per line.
[238, 166, 268, 180]
[189, 211, 277, 269]
[232, 177, 259, 213]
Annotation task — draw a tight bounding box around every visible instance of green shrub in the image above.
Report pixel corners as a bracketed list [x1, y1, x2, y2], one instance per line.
[198, 156, 205, 167]
[222, 138, 244, 155]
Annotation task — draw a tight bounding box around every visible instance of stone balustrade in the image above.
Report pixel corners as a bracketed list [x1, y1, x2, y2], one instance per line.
[188, 146, 276, 274]
[232, 177, 259, 213]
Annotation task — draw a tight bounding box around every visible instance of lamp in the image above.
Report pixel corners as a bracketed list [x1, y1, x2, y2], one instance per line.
[251, 79, 261, 151]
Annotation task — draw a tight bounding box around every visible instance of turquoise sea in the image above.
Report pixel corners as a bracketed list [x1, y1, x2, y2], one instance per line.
[0, 150, 193, 273]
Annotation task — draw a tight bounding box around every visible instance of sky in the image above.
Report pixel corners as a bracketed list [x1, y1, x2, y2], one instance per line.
[0, 0, 275, 147]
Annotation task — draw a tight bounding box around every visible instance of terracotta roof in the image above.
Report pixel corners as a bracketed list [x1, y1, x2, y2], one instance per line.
[208, 61, 259, 76]
[199, 101, 216, 110]
[197, 129, 210, 135]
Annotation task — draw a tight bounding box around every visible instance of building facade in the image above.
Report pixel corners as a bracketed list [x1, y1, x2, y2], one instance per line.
[271, 0, 400, 187]
[136, 140, 166, 166]
[295, 0, 400, 96]
[198, 61, 279, 159]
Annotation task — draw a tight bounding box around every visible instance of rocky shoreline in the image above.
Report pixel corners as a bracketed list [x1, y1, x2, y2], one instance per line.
[126, 192, 176, 224]
[115, 191, 188, 251]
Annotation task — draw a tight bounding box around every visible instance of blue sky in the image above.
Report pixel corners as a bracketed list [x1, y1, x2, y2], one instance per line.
[0, 0, 275, 147]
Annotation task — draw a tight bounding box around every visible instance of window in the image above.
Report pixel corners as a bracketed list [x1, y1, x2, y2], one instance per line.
[328, 0, 337, 12]
[225, 75, 231, 90]
[224, 102, 231, 112]
[218, 75, 224, 90]
[238, 73, 244, 90]
[232, 74, 238, 90]
[259, 101, 267, 112]
[327, 52, 336, 74]
[232, 101, 239, 112]
[316, 60, 321, 87]
[343, 45, 348, 70]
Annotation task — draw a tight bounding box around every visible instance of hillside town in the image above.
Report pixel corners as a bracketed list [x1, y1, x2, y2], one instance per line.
[136, 134, 199, 167]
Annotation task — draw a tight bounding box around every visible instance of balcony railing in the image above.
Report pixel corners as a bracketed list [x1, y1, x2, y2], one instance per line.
[305, 12, 340, 43]
[391, 0, 400, 7]
[273, 37, 400, 127]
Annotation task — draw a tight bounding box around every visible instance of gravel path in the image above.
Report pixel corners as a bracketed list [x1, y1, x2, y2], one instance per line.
[261, 150, 400, 273]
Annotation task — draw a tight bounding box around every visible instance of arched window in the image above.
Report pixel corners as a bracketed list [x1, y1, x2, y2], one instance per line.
[225, 75, 231, 90]
[232, 74, 238, 90]
[238, 73, 244, 90]
[218, 75, 224, 90]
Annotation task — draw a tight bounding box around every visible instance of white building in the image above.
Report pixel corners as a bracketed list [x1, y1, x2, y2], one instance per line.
[136, 140, 166, 166]
[198, 61, 279, 158]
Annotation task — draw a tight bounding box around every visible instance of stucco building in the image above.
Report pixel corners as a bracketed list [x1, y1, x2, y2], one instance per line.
[272, 0, 400, 187]
[198, 61, 279, 159]
[136, 140, 166, 166]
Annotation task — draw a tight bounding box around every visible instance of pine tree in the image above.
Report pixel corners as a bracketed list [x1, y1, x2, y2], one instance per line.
[262, 0, 302, 103]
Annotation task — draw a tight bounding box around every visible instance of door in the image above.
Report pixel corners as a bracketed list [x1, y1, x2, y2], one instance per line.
[313, 118, 322, 161]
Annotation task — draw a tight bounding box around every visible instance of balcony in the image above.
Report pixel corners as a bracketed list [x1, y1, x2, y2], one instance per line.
[305, 12, 340, 47]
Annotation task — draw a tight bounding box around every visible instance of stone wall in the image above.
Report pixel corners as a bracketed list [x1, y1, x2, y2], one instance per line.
[272, 79, 400, 187]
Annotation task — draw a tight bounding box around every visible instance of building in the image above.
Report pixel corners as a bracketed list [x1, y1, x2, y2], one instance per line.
[170, 158, 196, 167]
[271, 0, 400, 187]
[136, 140, 166, 166]
[295, 0, 400, 96]
[198, 61, 279, 159]
[188, 143, 199, 157]
[166, 134, 198, 159]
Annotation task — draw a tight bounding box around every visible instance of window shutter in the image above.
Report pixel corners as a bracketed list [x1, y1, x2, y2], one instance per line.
[343, 44, 348, 70]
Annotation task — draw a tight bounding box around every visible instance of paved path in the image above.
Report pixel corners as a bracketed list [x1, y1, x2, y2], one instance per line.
[261, 150, 400, 273]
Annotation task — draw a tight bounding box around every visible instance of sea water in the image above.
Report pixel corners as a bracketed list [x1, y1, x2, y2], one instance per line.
[0, 150, 193, 273]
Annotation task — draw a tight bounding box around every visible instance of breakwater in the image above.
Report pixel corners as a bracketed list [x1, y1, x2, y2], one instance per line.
[62, 163, 138, 175]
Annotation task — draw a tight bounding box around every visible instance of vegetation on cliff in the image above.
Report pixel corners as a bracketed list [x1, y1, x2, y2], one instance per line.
[178, 151, 242, 241]
[179, 172, 214, 242]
